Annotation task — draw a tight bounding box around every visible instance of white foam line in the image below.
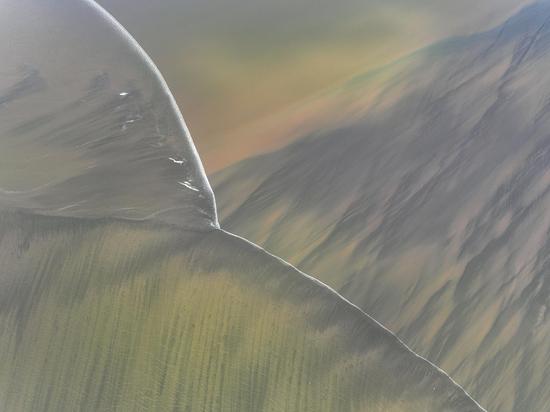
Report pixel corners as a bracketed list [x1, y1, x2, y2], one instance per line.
[220, 228, 488, 412]
[85, 0, 219, 228]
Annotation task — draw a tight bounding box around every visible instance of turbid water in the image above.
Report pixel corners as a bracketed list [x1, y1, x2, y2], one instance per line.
[214, 2, 550, 411]
[0, 0, 484, 411]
